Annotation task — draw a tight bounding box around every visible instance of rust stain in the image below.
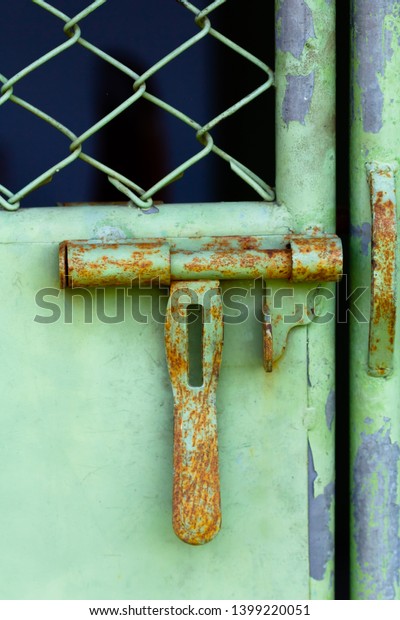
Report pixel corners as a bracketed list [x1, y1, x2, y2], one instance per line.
[172, 391, 221, 545]
[366, 163, 398, 377]
[289, 236, 343, 282]
[370, 189, 396, 351]
[263, 305, 273, 373]
[59, 241, 68, 288]
[63, 240, 170, 287]
[182, 249, 292, 280]
[199, 235, 263, 252]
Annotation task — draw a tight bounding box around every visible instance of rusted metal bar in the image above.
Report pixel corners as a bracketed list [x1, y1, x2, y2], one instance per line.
[60, 235, 343, 287]
[366, 162, 398, 377]
[165, 281, 224, 545]
[59, 240, 170, 287]
[170, 248, 292, 280]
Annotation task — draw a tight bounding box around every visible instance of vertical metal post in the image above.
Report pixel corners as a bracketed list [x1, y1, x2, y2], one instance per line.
[275, 0, 336, 599]
[350, 0, 400, 600]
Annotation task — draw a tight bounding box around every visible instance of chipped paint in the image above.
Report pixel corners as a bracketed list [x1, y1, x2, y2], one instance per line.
[282, 73, 315, 126]
[384, 28, 395, 62]
[354, 0, 399, 133]
[92, 225, 127, 242]
[308, 442, 334, 581]
[325, 389, 335, 431]
[276, 0, 316, 59]
[353, 424, 400, 598]
[350, 222, 371, 256]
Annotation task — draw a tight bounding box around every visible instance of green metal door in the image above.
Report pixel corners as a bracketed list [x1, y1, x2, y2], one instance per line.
[0, 0, 338, 599]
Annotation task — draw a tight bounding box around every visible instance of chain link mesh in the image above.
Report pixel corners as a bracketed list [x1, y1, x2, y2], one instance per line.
[0, 0, 275, 210]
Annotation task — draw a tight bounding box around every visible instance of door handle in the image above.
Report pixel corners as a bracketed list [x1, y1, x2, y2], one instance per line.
[165, 281, 223, 545]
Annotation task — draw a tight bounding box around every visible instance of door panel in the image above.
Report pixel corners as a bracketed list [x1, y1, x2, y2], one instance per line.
[0, 0, 337, 600]
[0, 213, 310, 599]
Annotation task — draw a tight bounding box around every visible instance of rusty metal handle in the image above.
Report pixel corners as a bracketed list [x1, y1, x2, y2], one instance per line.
[165, 281, 223, 545]
[172, 395, 221, 545]
[366, 162, 398, 377]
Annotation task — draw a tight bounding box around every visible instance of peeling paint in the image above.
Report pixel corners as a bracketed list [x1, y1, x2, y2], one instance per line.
[350, 222, 371, 256]
[308, 442, 334, 581]
[276, 0, 316, 59]
[354, 0, 398, 133]
[282, 73, 315, 126]
[140, 205, 160, 215]
[353, 424, 400, 598]
[325, 389, 335, 431]
[384, 28, 394, 62]
[93, 226, 127, 242]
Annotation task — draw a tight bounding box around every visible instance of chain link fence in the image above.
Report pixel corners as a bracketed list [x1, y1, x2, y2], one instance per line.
[0, 0, 275, 211]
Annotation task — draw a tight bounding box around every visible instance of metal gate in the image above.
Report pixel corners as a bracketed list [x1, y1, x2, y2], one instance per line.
[0, 0, 338, 599]
[350, 0, 400, 600]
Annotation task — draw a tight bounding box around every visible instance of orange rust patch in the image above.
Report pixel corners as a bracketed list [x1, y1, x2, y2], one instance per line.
[370, 196, 396, 340]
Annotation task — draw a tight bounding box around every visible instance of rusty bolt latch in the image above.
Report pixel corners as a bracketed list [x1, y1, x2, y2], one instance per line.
[59, 234, 342, 288]
[58, 234, 342, 545]
[60, 233, 342, 377]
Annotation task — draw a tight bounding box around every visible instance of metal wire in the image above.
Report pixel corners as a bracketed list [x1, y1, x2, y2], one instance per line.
[0, 0, 275, 210]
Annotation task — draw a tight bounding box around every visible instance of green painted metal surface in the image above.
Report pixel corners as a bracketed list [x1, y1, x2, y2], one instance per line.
[350, 0, 400, 599]
[275, 0, 336, 600]
[0, 0, 337, 600]
[0, 206, 309, 599]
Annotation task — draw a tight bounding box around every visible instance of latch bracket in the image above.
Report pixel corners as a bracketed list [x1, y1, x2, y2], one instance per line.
[366, 162, 398, 377]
